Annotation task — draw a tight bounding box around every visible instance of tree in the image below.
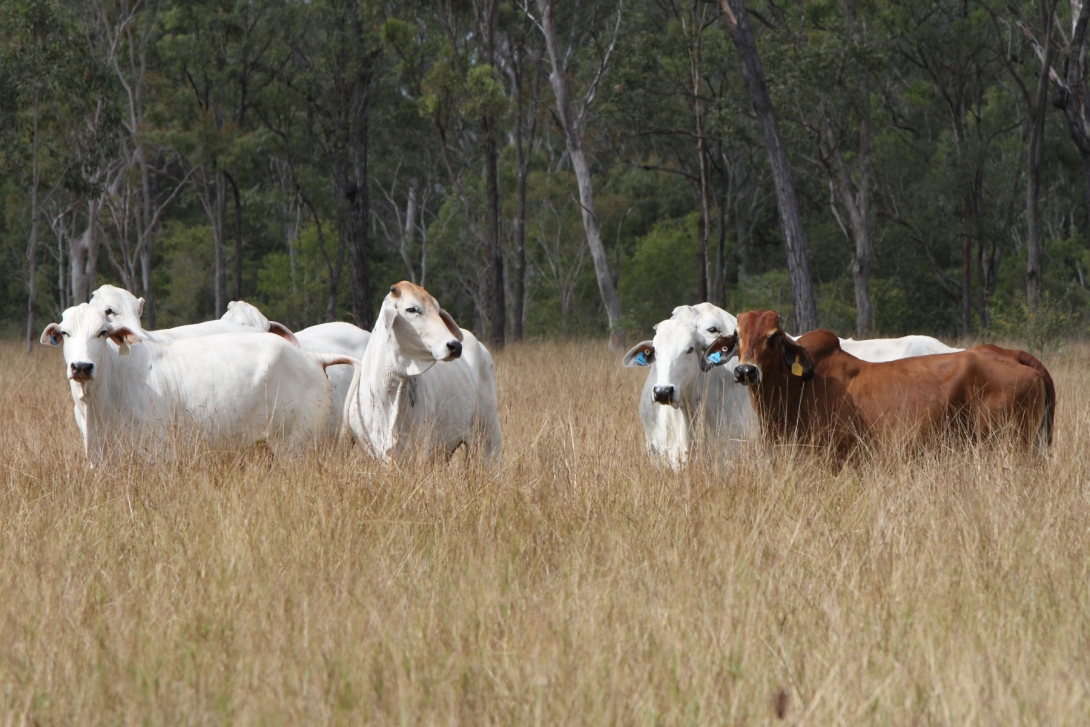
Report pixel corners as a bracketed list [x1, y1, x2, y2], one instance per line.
[715, 0, 818, 331]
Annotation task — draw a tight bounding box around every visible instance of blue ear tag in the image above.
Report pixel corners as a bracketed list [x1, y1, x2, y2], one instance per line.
[708, 350, 722, 365]
[634, 351, 647, 366]
[50, 334, 59, 346]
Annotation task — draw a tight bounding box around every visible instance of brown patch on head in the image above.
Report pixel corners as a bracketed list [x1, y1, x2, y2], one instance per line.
[735, 310, 784, 363]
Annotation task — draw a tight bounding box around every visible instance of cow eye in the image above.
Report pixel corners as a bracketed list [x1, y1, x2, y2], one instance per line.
[98, 330, 108, 338]
[61, 331, 70, 338]
[707, 327, 720, 334]
[105, 308, 115, 316]
[406, 306, 420, 314]
[687, 346, 694, 354]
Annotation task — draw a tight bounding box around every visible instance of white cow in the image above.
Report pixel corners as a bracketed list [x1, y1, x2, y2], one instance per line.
[624, 304, 962, 468]
[839, 335, 961, 361]
[343, 281, 501, 462]
[295, 322, 371, 436]
[623, 304, 755, 468]
[40, 303, 352, 464]
[89, 285, 299, 345]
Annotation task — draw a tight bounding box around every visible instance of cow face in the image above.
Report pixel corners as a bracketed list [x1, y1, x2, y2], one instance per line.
[704, 310, 813, 386]
[89, 284, 144, 331]
[623, 318, 711, 408]
[40, 304, 141, 389]
[379, 281, 465, 375]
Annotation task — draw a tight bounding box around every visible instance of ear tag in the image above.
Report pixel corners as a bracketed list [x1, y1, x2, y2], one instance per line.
[707, 350, 722, 365]
[634, 351, 647, 366]
[119, 342, 130, 356]
[50, 334, 59, 346]
[791, 355, 803, 377]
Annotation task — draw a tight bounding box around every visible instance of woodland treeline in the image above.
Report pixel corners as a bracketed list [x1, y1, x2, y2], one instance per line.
[2, 0, 1089, 351]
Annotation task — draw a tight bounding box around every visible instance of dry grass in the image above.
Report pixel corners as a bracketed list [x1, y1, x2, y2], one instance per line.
[2, 338, 1090, 725]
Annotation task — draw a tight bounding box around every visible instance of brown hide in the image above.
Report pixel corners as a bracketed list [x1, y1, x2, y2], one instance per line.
[729, 310, 1053, 460]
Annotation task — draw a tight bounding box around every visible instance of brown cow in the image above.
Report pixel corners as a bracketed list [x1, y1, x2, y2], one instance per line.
[702, 310, 1055, 461]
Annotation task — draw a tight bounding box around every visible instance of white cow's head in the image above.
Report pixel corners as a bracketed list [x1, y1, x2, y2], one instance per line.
[623, 304, 740, 408]
[377, 281, 465, 375]
[223, 300, 271, 330]
[40, 303, 141, 391]
[89, 284, 144, 331]
[622, 317, 710, 408]
[673, 302, 737, 349]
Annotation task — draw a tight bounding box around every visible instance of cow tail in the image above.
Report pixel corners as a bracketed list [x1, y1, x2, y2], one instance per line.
[1015, 351, 1055, 451]
[307, 352, 358, 371]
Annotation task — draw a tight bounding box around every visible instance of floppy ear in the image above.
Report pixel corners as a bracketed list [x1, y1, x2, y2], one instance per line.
[622, 341, 655, 367]
[779, 336, 814, 381]
[40, 323, 63, 347]
[137, 297, 145, 319]
[701, 334, 737, 372]
[376, 302, 396, 332]
[439, 309, 464, 341]
[108, 326, 141, 347]
[268, 322, 300, 347]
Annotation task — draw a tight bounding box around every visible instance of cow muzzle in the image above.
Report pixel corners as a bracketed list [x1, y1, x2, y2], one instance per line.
[733, 364, 759, 386]
[70, 361, 94, 382]
[652, 385, 676, 405]
[444, 340, 462, 361]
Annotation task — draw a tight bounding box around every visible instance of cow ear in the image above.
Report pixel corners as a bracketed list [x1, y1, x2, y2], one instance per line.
[439, 309, 464, 341]
[268, 322, 300, 347]
[137, 297, 145, 319]
[622, 341, 655, 367]
[780, 336, 813, 381]
[40, 323, 63, 347]
[701, 334, 737, 372]
[376, 302, 396, 332]
[108, 325, 142, 347]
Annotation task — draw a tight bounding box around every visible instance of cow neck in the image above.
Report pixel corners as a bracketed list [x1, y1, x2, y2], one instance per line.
[354, 322, 415, 459]
[78, 341, 155, 462]
[751, 369, 808, 440]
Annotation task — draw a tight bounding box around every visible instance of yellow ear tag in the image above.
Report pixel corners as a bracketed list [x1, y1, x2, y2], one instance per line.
[791, 355, 803, 377]
[118, 343, 130, 356]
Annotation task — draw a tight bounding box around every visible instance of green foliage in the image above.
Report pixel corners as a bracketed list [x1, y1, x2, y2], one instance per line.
[619, 214, 699, 332]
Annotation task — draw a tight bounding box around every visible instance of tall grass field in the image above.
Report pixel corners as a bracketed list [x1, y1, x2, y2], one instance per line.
[1, 339, 1088, 724]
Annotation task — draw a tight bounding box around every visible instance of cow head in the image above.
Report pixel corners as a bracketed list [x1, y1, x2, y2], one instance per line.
[703, 310, 813, 386]
[674, 302, 738, 349]
[622, 317, 714, 408]
[223, 300, 271, 330]
[40, 304, 142, 392]
[89, 284, 144, 332]
[377, 281, 464, 375]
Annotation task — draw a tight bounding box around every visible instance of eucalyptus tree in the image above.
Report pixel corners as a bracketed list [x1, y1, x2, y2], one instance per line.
[528, 0, 627, 348]
[715, 0, 818, 330]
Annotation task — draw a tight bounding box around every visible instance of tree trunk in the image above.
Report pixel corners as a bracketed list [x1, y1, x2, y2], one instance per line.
[345, 128, 373, 329]
[25, 97, 41, 355]
[483, 116, 506, 346]
[713, 188, 728, 306]
[692, 18, 710, 302]
[717, 0, 818, 331]
[214, 170, 227, 318]
[961, 195, 973, 337]
[1026, 0, 1055, 310]
[513, 137, 529, 341]
[70, 199, 101, 304]
[226, 170, 244, 302]
[536, 0, 625, 349]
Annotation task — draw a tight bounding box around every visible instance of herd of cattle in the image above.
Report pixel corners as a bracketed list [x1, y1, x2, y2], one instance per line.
[38, 282, 1054, 468]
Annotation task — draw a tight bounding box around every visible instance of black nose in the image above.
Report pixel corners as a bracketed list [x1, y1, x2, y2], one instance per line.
[652, 385, 674, 404]
[70, 362, 94, 380]
[446, 340, 462, 358]
[734, 364, 759, 385]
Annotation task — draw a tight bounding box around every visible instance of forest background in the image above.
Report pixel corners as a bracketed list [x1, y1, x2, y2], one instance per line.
[2, 0, 1088, 352]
